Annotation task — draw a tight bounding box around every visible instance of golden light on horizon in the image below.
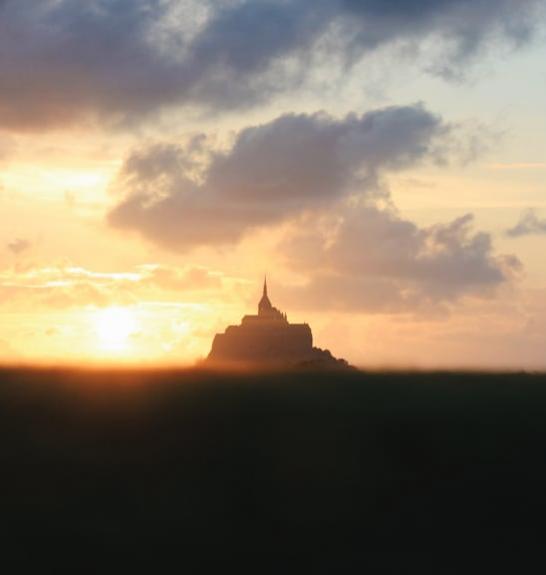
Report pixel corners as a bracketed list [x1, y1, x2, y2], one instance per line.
[92, 307, 139, 354]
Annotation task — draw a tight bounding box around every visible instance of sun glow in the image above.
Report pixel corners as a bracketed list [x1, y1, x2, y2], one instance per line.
[93, 307, 139, 353]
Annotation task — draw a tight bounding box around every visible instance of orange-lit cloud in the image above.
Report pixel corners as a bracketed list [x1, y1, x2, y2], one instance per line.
[0, 264, 234, 311]
[0, 262, 249, 364]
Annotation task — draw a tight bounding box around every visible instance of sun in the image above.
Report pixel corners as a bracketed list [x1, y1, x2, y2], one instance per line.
[93, 307, 139, 353]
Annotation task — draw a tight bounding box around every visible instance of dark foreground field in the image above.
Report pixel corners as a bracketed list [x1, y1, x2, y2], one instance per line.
[1, 368, 546, 572]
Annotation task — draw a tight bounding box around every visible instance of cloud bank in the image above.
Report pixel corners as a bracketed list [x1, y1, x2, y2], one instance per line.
[109, 104, 447, 247]
[108, 102, 519, 311]
[0, 0, 543, 128]
[280, 207, 521, 312]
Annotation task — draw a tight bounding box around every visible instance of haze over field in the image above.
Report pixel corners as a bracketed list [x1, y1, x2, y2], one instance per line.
[1, 0, 545, 368]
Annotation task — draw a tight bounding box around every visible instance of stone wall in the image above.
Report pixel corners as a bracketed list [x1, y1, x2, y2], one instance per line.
[208, 323, 313, 363]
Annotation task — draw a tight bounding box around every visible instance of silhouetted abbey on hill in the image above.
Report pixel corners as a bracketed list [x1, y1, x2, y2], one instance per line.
[207, 279, 351, 369]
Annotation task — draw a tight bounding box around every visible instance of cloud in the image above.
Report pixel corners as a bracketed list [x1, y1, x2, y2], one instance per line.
[506, 209, 546, 237]
[139, 264, 223, 291]
[488, 162, 546, 170]
[6, 238, 31, 255]
[108, 104, 449, 249]
[279, 205, 521, 313]
[107, 102, 518, 313]
[0, 263, 229, 310]
[0, 0, 543, 128]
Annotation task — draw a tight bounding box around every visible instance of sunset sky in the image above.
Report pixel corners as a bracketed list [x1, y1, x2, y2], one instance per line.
[1, 0, 545, 368]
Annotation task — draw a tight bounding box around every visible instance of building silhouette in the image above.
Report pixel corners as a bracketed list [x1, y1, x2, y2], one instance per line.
[207, 278, 350, 368]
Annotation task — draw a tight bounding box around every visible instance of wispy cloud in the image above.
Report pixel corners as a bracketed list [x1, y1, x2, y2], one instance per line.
[0, 263, 233, 310]
[488, 162, 546, 170]
[6, 238, 31, 255]
[507, 209, 546, 237]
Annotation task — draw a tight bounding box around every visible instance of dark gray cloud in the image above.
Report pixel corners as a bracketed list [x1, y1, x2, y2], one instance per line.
[279, 206, 521, 312]
[6, 238, 31, 255]
[506, 209, 546, 237]
[0, 0, 543, 128]
[0, 0, 186, 128]
[108, 104, 448, 248]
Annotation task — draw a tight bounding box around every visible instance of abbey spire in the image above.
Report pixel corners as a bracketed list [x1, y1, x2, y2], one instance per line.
[258, 274, 273, 315]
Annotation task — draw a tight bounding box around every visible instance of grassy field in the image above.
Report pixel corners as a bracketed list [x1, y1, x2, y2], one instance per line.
[1, 367, 545, 571]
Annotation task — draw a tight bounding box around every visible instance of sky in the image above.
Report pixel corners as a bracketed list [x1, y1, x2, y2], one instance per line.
[0, 0, 545, 369]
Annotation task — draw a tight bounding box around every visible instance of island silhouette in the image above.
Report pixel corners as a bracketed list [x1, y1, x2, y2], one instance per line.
[206, 278, 351, 369]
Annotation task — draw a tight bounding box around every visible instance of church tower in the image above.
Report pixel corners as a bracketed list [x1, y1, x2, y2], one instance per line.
[258, 276, 273, 315]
